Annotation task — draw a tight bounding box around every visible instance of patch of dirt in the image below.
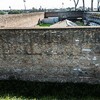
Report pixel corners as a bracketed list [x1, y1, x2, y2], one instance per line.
[0, 12, 44, 28]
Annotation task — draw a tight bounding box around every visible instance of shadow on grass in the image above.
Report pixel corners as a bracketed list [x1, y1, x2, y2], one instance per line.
[0, 80, 100, 99]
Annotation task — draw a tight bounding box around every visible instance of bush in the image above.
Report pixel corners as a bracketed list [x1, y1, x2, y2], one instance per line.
[8, 10, 23, 14]
[0, 11, 5, 15]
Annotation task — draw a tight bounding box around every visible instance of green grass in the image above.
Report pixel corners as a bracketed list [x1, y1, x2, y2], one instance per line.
[38, 23, 52, 27]
[75, 21, 85, 26]
[0, 80, 100, 100]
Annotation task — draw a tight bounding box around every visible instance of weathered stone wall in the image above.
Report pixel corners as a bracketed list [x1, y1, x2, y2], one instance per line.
[45, 11, 84, 20]
[0, 12, 44, 28]
[0, 27, 100, 83]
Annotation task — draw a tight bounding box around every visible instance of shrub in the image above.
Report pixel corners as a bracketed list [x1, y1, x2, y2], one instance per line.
[0, 11, 5, 15]
[8, 10, 23, 14]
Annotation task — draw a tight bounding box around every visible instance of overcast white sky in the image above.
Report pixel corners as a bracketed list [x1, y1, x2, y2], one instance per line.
[0, 0, 98, 10]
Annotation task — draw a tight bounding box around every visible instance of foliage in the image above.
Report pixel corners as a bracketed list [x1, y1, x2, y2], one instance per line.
[0, 11, 5, 15]
[31, 7, 46, 12]
[75, 21, 84, 26]
[0, 80, 100, 100]
[38, 23, 52, 27]
[32, 7, 38, 12]
[8, 10, 23, 14]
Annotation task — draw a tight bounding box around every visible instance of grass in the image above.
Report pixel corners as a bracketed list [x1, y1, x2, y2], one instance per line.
[38, 23, 52, 27]
[75, 21, 85, 26]
[0, 80, 100, 100]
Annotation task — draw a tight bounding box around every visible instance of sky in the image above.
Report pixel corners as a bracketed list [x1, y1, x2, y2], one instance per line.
[0, 0, 98, 10]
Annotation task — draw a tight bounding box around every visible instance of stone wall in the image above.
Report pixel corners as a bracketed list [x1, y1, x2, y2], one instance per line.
[45, 11, 84, 20]
[0, 12, 44, 28]
[0, 27, 100, 83]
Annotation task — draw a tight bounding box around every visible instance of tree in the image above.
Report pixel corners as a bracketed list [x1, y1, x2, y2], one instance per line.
[0, 11, 5, 15]
[32, 7, 37, 12]
[72, 0, 80, 11]
[9, 6, 11, 10]
[8, 10, 23, 14]
[82, 0, 85, 11]
[23, 0, 26, 10]
[70, 0, 80, 11]
[91, 0, 93, 11]
[70, 0, 85, 11]
[97, 0, 100, 11]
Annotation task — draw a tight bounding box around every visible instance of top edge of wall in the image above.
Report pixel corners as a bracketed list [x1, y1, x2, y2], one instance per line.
[0, 26, 100, 30]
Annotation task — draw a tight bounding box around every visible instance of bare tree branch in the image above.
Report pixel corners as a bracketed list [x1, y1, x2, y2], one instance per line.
[72, 0, 80, 10]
